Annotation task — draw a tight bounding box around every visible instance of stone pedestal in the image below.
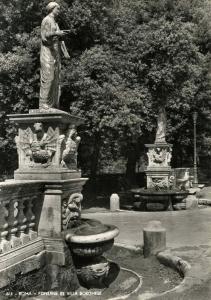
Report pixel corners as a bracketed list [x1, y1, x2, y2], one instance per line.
[145, 142, 173, 190]
[143, 221, 166, 257]
[5, 109, 88, 289]
[9, 110, 84, 181]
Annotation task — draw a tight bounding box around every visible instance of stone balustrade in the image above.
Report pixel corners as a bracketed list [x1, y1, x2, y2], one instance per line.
[0, 181, 43, 254]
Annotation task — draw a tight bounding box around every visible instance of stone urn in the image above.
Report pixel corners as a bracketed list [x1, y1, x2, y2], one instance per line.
[65, 218, 119, 289]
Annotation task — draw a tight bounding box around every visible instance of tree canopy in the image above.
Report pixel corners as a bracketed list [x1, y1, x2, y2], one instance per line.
[0, 0, 211, 183]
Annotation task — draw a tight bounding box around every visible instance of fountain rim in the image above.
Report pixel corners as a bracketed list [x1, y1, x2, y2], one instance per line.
[131, 188, 189, 196]
[65, 224, 119, 244]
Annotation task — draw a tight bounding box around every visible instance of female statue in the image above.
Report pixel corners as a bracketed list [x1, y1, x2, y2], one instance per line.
[39, 2, 70, 110]
[155, 107, 167, 143]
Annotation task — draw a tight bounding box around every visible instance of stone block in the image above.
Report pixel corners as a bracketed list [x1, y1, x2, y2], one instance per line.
[146, 202, 166, 211]
[0, 249, 46, 288]
[43, 238, 73, 266]
[45, 263, 79, 292]
[0, 238, 45, 271]
[143, 221, 166, 257]
[186, 195, 198, 210]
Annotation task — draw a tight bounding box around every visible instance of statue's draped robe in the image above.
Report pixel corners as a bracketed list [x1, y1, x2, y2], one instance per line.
[39, 15, 61, 109]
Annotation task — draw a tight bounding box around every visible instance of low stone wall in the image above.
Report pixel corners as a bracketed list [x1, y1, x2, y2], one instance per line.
[0, 180, 44, 255]
[0, 179, 83, 290]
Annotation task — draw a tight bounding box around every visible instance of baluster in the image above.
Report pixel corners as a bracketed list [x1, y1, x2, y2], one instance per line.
[17, 199, 30, 245]
[0, 201, 11, 253]
[8, 200, 21, 248]
[25, 197, 37, 240]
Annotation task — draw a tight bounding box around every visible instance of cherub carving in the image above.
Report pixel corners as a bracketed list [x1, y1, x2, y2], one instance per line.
[61, 125, 81, 169]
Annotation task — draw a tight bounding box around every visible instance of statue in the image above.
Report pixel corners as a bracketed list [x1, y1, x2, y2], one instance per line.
[155, 107, 167, 143]
[39, 2, 70, 110]
[61, 125, 81, 169]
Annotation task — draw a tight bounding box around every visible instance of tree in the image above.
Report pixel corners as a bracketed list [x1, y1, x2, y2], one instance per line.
[64, 0, 211, 184]
[1, 0, 211, 186]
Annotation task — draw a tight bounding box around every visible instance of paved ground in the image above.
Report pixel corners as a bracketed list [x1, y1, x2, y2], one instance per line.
[82, 193, 211, 299]
[82, 207, 211, 248]
[15, 188, 211, 300]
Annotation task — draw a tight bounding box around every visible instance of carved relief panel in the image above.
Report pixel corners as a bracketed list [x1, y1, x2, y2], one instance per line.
[15, 123, 81, 170]
[147, 147, 172, 168]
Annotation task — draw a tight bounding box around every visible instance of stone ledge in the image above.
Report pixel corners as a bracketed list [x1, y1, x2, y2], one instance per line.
[0, 238, 45, 271]
[0, 250, 46, 289]
[8, 111, 85, 126]
[157, 250, 191, 276]
[0, 237, 76, 289]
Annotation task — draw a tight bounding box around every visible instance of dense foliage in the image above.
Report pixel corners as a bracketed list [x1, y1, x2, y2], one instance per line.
[0, 0, 211, 184]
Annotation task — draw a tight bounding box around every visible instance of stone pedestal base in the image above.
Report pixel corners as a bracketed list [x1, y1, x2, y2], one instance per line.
[186, 195, 198, 210]
[145, 142, 173, 190]
[9, 110, 84, 181]
[143, 221, 166, 257]
[146, 168, 172, 190]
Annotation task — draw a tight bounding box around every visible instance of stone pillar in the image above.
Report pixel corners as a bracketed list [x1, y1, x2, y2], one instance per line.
[110, 193, 120, 211]
[38, 184, 63, 238]
[185, 189, 198, 210]
[37, 179, 87, 265]
[143, 221, 166, 257]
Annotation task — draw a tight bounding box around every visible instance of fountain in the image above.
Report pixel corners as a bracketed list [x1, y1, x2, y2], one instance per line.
[0, 3, 120, 293]
[132, 107, 188, 211]
[62, 193, 120, 289]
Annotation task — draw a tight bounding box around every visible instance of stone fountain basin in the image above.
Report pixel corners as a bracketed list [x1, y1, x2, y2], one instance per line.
[65, 218, 119, 244]
[131, 188, 188, 211]
[64, 218, 119, 257]
[131, 188, 188, 198]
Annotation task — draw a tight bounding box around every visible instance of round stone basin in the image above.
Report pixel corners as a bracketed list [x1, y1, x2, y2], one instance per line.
[65, 218, 119, 258]
[131, 188, 188, 211]
[65, 218, 119, 244]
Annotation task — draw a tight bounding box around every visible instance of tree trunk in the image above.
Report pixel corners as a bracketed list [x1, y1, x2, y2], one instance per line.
[125, 143, 139, 188]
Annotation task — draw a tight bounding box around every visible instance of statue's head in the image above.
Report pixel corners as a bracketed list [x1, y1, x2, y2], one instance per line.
[46, 2, 60, 15]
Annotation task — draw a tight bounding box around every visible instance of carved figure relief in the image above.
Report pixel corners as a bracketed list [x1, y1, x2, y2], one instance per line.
[15, 123, 57, 167]
[61, 125, 81, 170]
[147, 147, 172, 167]
[62, 193, 83, 230]
[148, 177, 169, 190]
